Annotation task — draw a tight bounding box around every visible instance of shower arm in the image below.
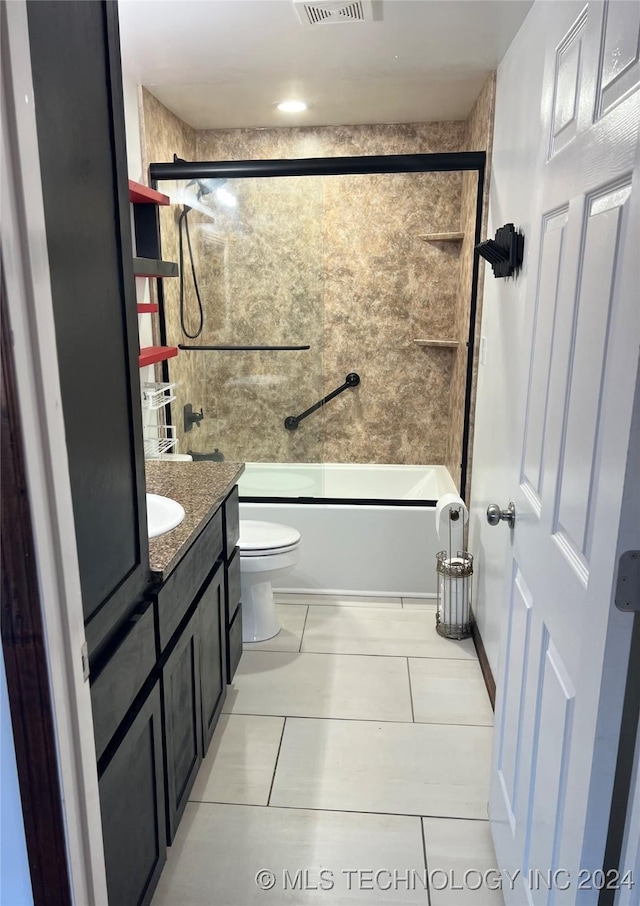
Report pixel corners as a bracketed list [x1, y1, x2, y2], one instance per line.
[284, 373, 360, 430]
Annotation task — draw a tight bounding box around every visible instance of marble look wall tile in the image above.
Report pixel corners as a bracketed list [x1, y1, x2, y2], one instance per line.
[196, 122, 466, 161]
[138, 107, 494, 477]
[446, 73, 496, 496]
[191, 126, 466, 466]
[464, 74, 497, 501]
[165, 175, 326, 461]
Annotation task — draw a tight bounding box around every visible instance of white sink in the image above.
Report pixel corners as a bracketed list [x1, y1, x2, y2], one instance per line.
[146, 493, 185, 538]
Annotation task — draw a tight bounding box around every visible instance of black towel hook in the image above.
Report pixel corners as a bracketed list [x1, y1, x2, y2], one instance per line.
[475, 223, 524, 278]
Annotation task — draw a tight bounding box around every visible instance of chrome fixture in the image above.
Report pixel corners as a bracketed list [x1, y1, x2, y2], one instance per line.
[486, 501, 516, 528]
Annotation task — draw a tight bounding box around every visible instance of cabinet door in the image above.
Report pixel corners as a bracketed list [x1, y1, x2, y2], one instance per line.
[228, 604, 244, 685]
[99, 681, 166, 906]
[226, 546, 241, 627]
[162, 609, 202, 842]
[91, 601, 157, 761]
[223, 486, 240, 558]
[26, 1, 149, 659]
[199, 562, 227, 754]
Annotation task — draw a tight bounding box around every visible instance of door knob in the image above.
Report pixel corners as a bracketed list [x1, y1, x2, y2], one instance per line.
[486, 502, 516, 529]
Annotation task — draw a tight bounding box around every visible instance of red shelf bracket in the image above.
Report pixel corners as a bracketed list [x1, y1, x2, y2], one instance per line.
[128, 180, 170, 206]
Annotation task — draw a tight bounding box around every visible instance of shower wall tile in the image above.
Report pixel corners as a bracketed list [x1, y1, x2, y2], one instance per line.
[446, 74, 496, 495]
[195, 124, 466, 466]
[140, 87, 196, 181]
[177, 175, 325, 463]
[137, 106, 493, 477]
[196, 122, 466, 161]
[465, 74, 497, 500]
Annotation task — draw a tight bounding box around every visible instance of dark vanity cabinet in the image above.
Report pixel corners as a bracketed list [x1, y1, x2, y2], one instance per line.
[27, 0, 149, 661]
[161, 557, 228, 840]
[156, 487, 242, 841]
[26, 1, 244, 901]
[92, 487, 239, 899]
[91, 599, 167, 906]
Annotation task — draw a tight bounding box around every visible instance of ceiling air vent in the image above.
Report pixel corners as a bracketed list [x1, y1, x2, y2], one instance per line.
[293, 0, 373, 26]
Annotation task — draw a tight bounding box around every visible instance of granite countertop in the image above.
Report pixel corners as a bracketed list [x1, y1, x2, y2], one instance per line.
[145, 460, 245, 581]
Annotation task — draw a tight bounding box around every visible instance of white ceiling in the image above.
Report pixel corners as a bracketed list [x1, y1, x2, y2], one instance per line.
[118, 0, 532, 129]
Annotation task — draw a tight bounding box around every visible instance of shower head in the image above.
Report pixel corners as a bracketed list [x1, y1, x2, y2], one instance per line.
[173, 155, 226, 201]
[186, 176, 228, 201]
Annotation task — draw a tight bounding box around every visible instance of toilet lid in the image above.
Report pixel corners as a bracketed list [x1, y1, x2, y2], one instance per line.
[239, 520, 301, 553]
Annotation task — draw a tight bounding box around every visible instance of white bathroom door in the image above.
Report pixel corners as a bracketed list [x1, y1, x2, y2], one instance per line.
[489, 2, 640, 903]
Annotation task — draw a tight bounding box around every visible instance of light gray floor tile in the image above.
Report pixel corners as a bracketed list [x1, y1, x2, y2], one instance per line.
[190, 714, 284, 806]
[402, 597, 437, 611]
[409, 659, 494, 726]
[224, 651, 413, 722]
[243, 604, 308, 653]
[301, 606, 477, 659]
[152, 802, 429, 905]
[423, 818, 503, 905]
[270, 718, 492, 819]
[276, 592, 402, 609]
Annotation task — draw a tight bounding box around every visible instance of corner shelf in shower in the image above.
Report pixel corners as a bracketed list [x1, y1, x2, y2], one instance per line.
[128, 180, 170, 206]
[133, 257, 179, 279]
[413, 339, 460, 348]
[139, 346, 178, 368]
[418, 232, 464, 242]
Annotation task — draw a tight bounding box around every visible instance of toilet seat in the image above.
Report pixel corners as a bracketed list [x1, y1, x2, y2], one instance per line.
[241, 542, 300, 557]
[239, 520, 301, 557]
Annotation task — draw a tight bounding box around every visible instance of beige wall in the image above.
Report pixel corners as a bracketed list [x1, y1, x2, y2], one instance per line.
[138, 92, 495, 481]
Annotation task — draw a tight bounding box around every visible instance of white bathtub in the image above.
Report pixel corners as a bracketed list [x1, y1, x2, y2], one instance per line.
[238, 463, 458, 598]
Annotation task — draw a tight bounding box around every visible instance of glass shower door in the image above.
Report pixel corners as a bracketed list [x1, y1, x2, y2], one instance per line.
[155, 174, 326, 496]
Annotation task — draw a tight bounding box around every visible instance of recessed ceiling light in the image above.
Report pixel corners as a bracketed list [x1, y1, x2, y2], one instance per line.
[277, 99, 308, 113]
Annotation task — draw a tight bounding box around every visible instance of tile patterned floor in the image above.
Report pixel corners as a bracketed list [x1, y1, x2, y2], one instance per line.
[152, 595, 501, 906]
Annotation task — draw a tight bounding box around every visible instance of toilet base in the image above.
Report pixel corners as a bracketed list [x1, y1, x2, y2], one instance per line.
[239, 542, 300, 644]
[241, 577, 281, 642]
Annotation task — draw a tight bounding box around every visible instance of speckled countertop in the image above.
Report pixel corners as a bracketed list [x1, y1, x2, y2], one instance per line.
[145, 461, 245, 581]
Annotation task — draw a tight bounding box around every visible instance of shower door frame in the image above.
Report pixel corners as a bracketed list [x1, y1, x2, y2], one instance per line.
[149, 151, 486, 504]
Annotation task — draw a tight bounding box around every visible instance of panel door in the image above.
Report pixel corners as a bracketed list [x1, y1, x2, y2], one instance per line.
[490, 2, 640, 903]
[162, 609, 202, 842]
[199, 562, 227, 754]
[99, 681, 166, 906]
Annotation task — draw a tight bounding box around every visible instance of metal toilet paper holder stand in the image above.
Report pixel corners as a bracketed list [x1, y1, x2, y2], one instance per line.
[435, 506, 473, 640]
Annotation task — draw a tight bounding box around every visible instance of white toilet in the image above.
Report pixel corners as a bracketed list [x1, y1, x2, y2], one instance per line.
[239, 520, 301, 642]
